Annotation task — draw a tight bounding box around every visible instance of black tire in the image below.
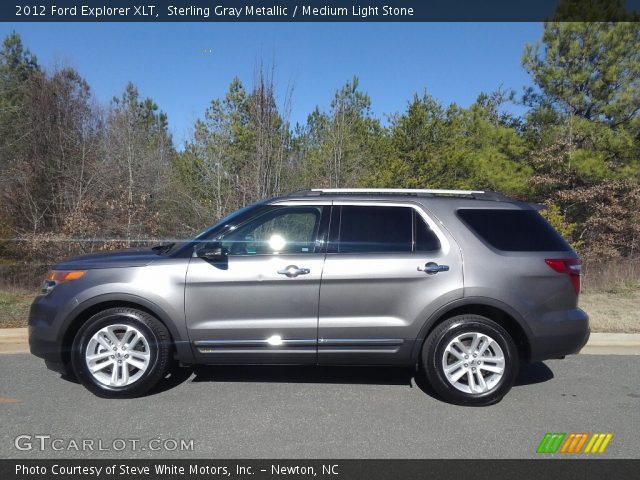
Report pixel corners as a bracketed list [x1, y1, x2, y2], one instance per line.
[71, 307, 172, 398]
[421, 314, 519, 406]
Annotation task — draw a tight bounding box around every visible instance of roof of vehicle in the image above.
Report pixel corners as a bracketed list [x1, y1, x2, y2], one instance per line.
[264, 189, 544, 213]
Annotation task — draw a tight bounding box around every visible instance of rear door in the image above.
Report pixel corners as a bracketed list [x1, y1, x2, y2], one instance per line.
[317, 202, 463, 365]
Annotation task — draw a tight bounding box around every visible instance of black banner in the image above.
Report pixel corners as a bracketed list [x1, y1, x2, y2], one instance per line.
[4, 0, 640, 22]
[3, 460, 640, 480]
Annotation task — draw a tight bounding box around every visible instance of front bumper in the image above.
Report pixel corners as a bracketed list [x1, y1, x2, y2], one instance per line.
[29, 330, 72, 375]
[528, 308, 590, 362]
[28, 295, 73, 375]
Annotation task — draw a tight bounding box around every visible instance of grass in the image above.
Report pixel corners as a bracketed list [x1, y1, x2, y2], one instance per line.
[0, 287, 35, 328]
[579, 289, 640, 333]
[582, 259, 639, 293]
[0, 286, 638, 333]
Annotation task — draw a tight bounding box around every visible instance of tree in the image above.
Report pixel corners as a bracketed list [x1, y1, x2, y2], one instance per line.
[176, 69, 293, 229]
[552, 0, 639, 22]
[368, 92, 531, 196]
[0, 32, 41, 235]
[105, 83, 174, 243]
[250, 65, 292, 198]
[1, 36, 104, 240]
[173, 80, 246, 226]
[0, 35, 110, 259]
[299, 76, 383, 188]
[0, 31, 39, 109]
[523, 22, 640, 127]
[523, 21, 640, 259]
[1, 29, 639, 273]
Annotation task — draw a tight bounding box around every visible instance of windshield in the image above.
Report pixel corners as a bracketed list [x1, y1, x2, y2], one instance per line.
[192, 204, 259, 241]
[163, 203, 262, 256]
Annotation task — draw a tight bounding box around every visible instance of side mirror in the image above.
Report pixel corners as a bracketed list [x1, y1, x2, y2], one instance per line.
[198, 242, 228, 262]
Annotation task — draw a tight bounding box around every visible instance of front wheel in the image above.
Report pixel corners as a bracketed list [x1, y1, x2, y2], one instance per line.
[421, 314, 519, 406]
[71, 307, 172, 398]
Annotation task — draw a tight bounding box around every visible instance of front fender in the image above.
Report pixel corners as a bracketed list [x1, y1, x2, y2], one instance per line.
[62, 292, 194, 364]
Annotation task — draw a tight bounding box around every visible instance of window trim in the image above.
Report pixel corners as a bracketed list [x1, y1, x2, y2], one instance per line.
[411, 210, 416, 252]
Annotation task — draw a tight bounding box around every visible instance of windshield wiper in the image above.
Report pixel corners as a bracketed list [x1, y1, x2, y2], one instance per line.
[151, 242, 175, 255]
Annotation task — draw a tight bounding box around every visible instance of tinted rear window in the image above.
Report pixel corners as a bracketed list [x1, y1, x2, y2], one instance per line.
[415, 214, 441, 252]
[339, 206, 413, 253]
[336, 206, 441, 253]
[457, 209, 571, 252]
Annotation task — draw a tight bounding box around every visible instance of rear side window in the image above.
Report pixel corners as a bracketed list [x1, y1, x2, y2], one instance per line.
[415, 213, 441, 252]
[337, 206, 440, 253]
[457, 208, 571, 252]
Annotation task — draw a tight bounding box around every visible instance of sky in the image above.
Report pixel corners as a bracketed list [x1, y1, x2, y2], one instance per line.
[0, 23, 543, 147]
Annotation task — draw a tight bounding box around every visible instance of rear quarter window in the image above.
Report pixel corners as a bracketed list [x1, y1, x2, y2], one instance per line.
[457, 208, 571, 252]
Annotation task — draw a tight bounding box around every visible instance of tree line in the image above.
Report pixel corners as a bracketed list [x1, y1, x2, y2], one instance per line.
[0, 21, 639, 273]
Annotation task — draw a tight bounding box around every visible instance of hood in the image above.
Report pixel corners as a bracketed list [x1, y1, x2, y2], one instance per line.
[53, 248, 159, 270]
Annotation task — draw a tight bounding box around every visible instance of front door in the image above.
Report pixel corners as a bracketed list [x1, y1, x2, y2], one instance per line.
[318, 203, 463, 365]
[185, 205, 329, 364]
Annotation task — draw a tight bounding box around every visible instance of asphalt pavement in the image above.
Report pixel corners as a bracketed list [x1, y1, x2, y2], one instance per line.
[1, 353, 639, 458]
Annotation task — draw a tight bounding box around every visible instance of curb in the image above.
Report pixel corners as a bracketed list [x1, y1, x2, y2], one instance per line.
[0, 328, 639, 355]
[580, 332, 640, 356]
[0, 328, 29, 354]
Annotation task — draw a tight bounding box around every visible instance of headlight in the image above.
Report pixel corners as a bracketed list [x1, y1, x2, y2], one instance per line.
[40, 270, 86, 295]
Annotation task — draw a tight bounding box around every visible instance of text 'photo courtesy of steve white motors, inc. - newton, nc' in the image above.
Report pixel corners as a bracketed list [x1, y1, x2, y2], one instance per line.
[15, 463, 337, 477]
[18, 4, 415, 19]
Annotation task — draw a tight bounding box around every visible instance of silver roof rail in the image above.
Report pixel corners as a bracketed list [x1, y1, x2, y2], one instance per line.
[286, 188, 512, 202]
[310, 188, 485, 195]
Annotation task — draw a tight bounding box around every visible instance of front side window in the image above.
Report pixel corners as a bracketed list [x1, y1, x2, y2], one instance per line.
[336, 205, 440, 253]
[220, 206, 323, 255]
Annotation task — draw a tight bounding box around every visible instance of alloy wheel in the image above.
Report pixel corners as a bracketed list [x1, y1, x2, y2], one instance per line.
[441, 331, 505, 394]
[85, 324, 151, 387]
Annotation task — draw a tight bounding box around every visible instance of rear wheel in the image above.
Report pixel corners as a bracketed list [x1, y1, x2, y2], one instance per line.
[71, 307, 171, 398]
[421, 314, 518, 406]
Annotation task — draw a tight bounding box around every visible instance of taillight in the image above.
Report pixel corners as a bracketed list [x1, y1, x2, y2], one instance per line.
[545, 258, 581, 295]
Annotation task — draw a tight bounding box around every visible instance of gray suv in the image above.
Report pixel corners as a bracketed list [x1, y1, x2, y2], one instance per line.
[29, 189, 589, 405]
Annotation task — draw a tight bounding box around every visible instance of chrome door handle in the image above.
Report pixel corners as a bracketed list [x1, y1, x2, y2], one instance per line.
[277, 265, 311, 278]
[418, 262, 450, 275]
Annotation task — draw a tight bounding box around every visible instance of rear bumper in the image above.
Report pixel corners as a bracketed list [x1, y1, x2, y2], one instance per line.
[528, 308, 590, 362]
